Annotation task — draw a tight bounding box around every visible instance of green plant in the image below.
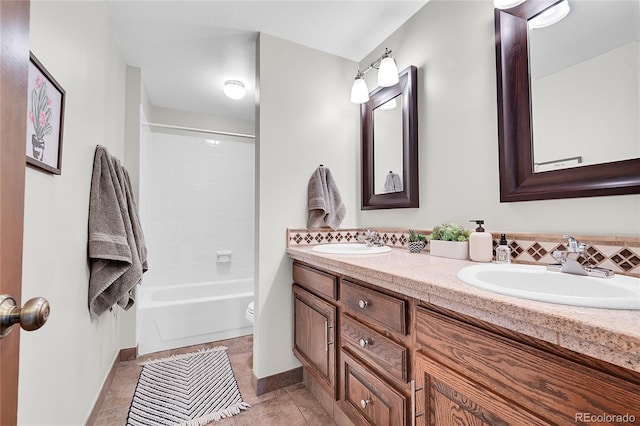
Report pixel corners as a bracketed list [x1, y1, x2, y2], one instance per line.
[428, 223, 471, 242]
[408, 229, 426, 242]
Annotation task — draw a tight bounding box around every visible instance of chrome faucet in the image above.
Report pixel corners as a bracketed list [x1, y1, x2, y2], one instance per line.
[547, 235, 614, 278]
[357, 229, 384, 247]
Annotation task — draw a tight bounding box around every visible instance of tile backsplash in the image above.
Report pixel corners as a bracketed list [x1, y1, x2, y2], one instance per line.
[287, 228, 640, 278]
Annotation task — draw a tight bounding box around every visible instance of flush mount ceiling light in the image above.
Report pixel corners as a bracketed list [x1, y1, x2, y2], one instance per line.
[494, 0, 526, 9]
[223, 80, 246, 100]
[350, 48, 399, 104]
[529, 0, 571, 29]
[378, 97, 398, 111]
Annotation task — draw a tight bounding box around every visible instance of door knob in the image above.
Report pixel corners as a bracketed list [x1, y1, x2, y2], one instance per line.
[0, 295, 50, 338]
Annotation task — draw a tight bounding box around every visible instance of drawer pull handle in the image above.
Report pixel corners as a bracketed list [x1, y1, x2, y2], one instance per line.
[358, 299, 368, 309]
[360, 399, 370, 409]
[358, 338, 371, 348]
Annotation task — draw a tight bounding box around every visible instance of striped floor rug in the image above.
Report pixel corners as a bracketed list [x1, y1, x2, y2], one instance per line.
[127, 346, 250, 425]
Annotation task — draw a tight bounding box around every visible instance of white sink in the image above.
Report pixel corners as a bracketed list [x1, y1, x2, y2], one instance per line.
[457, 263, 640, 310]
[312, 243, 392, 255]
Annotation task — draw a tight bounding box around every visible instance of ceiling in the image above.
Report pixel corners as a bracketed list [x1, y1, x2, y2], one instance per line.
[105, 1, 428, 123]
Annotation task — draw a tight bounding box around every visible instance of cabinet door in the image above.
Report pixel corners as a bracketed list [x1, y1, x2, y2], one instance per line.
[414, 353, 550, 426]
[293, 285, 336, 397]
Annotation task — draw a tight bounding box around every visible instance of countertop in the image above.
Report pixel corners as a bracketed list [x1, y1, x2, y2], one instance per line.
[286, 245, 640, 373]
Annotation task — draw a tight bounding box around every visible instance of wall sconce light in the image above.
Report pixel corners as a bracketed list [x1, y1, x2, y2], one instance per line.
[529, 0, 571, 29]
[350, 48, 399, 104]
[223, 80, 246, 100]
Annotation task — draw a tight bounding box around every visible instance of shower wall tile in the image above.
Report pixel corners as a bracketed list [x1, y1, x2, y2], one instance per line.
[140, 133, 255, 287]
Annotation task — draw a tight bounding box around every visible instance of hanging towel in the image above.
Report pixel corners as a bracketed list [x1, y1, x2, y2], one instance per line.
[384, 172, 403, 193]
[88, 145, 148, 318]
[307, 166, 346, 229]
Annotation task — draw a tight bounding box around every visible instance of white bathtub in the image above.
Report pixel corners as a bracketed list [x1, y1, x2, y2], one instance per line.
[136, 279, 254, 355]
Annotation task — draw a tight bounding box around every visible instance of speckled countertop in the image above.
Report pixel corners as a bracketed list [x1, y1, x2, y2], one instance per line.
[286, 245, 640, 373]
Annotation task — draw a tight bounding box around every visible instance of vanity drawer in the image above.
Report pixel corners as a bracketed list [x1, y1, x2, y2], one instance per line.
[415, 306, 640, 425]
[341, 315, 408, 383]
[341, 280, 406, 335]
[341, 350, 407, 426]
[293, 262, 337, 301]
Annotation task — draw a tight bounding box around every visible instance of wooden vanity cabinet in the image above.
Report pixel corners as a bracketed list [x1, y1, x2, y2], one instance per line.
[292, 260, 640, 426]
[292, 263, 338, 398]
[414, 305, 640, 425]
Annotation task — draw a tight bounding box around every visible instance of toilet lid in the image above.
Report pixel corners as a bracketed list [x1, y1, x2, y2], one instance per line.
[247, 301, 254, 314]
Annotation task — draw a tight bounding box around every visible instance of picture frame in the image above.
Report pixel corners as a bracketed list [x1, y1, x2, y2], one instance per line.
[25, 52, 65, 174]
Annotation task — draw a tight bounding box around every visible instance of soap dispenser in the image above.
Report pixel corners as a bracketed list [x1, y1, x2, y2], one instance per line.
[469, 220, 493, 262]
[495, 233, 511, 264]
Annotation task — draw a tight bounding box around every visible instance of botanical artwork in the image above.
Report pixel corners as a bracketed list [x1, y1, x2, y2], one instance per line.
[25, 53, 65, 174]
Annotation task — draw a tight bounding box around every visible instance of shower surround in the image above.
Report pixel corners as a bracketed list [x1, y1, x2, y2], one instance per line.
[138, 129, 255, 352]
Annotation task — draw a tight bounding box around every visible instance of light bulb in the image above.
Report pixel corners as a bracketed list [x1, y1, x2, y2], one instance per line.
[223, 80, 246, 100]
[351, 77, 369, 104]
[377, 57, 399, 87]
[529, 0, 570, 29]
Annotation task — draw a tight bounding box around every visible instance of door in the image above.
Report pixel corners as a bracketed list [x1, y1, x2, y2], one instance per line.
[0, 1, 31, 424]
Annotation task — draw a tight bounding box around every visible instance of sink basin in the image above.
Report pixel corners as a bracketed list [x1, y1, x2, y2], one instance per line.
[457, 263, 640, 310]
[312, 243, 392, 255]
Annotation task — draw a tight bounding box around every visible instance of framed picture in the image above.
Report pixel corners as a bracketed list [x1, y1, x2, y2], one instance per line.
[25, 52, 65, 174]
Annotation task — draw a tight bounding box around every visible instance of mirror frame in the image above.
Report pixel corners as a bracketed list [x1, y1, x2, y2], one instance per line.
[495, 1, 640, 202]
[362, 65, 418, 209]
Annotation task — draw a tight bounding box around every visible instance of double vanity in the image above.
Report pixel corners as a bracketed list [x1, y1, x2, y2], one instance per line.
[287, 242, 640, 425]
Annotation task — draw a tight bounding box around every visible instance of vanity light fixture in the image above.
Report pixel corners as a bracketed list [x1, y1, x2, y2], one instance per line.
[223, 80, 246, 100]
[350, 48, 399, 104]
[529, 0, 571, 29]
[493, 0, 526, 9]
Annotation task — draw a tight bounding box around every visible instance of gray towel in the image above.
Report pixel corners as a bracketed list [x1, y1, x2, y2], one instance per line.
[88, 146, 148, 318]
[307, 166, 346, 229]
[384, 172, 403, 192]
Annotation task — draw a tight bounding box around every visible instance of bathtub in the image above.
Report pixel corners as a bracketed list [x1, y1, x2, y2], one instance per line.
[136, 279, 254, 355]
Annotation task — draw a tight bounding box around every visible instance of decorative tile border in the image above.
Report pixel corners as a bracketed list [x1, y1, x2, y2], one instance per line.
[287, 228, 640, 278]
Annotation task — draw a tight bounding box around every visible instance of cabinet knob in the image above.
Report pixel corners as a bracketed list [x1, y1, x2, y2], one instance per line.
[359, 338, 370, 348]
[360, 399, 370, 409]
[358, 299, 368, 309]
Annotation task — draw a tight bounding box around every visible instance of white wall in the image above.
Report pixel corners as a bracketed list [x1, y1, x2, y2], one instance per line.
[532, 42, 639, 166]
[151, 106, 254, 137]
[255, 33, 359, 378]
[357, 0, 640, 237]
[20, 2, 130, 425]
[140, 131, 255, 287]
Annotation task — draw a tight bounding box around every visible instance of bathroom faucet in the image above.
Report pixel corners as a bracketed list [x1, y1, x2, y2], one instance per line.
[357, 229, 384, 247]
[547, 235, 614, 278]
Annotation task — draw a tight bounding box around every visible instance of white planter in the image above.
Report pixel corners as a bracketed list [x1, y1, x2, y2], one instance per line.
[429, 240, 469, 260]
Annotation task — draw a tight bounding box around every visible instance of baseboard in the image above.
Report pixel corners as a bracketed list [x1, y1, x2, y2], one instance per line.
[86, 346, 137, 425]
[251, 366, 303, 396]
[119, 346, 138, 362]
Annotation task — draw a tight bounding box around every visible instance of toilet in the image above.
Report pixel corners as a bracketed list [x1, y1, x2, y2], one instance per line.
[245, 301, 254, 324]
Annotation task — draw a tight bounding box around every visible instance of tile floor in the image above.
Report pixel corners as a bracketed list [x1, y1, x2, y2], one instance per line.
[92, 335, 336, 425]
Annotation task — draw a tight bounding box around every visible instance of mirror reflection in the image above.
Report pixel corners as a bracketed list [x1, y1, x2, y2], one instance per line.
[374, 94, 404, 193]
[529, 0, 640, 172]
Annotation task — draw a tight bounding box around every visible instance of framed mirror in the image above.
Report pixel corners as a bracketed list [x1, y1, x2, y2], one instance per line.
[495, 0, 640, 202]
[361, 65, 418, 209]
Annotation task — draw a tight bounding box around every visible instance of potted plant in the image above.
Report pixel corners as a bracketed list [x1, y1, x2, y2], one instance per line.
[428, 223, 471, 259]
[407, 229, 426, 253]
